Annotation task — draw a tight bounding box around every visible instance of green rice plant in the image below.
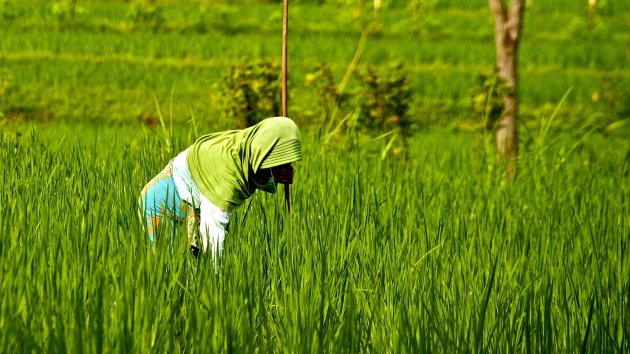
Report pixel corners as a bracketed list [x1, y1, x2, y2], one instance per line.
[1, 122, 628, 352]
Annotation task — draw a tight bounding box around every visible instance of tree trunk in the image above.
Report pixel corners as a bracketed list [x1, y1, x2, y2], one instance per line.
[489, 0, 524, 177]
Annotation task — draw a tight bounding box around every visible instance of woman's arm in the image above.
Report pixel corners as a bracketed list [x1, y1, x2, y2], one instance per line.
[186, 204, 200, 257]
[199, 195, 231, 261]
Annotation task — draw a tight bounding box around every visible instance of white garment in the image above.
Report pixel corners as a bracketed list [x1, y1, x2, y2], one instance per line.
[172, 148, 201, 207]
[172, 148, 231, 259]
[200, 194, 230, 258]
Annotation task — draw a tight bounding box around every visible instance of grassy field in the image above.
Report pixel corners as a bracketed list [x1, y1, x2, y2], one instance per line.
[1, 0, 630, 352]
[1, 123, 629, 352]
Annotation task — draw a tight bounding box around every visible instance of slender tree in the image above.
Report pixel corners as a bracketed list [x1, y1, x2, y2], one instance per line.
[488, 0, 524, 176]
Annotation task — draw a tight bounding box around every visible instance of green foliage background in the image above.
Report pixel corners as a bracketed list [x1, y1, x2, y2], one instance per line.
[0, 0, 628, 129]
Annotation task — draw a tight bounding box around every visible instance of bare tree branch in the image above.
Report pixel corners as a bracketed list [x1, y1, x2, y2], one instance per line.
[508, 0, 524, 42]
[488, 0, 507, 26]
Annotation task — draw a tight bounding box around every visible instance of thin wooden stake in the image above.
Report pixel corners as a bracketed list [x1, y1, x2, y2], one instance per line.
[284, 184, 291, 213]
[282, 0, 289, 117]
[282, 0, 291, 213]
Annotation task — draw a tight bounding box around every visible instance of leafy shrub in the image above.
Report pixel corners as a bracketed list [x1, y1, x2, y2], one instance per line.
[218, 59, 282, 129]
[127, 2, 164, 30]
[592, 75, 630, 124]
[0, 69, 11, 119]
[0, 0, 18, 20]
[47, 1, 85, 21]
[306, 62, 412, 157]
[353, 62, 412, 137]
[212, 5, 239, 34]
[191, 5, 239, 34]
[305, 63, 346, 113]
[471, 72, 510, 131]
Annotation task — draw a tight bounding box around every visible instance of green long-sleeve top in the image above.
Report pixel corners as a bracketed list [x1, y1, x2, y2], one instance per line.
[186, 117, 302, 211]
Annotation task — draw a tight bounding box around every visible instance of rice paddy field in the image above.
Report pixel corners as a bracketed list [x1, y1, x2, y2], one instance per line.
[1, 0, 630, 352]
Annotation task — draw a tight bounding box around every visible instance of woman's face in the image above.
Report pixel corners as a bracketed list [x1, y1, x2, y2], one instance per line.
[255, 163, 294, 185]
[270, 163, 294, 184]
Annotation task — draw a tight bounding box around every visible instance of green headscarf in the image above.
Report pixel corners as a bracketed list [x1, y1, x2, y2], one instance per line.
[186, 117, 302, 211]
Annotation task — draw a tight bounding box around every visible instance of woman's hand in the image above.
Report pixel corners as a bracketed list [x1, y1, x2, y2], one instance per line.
[271, 163, 294, 184]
